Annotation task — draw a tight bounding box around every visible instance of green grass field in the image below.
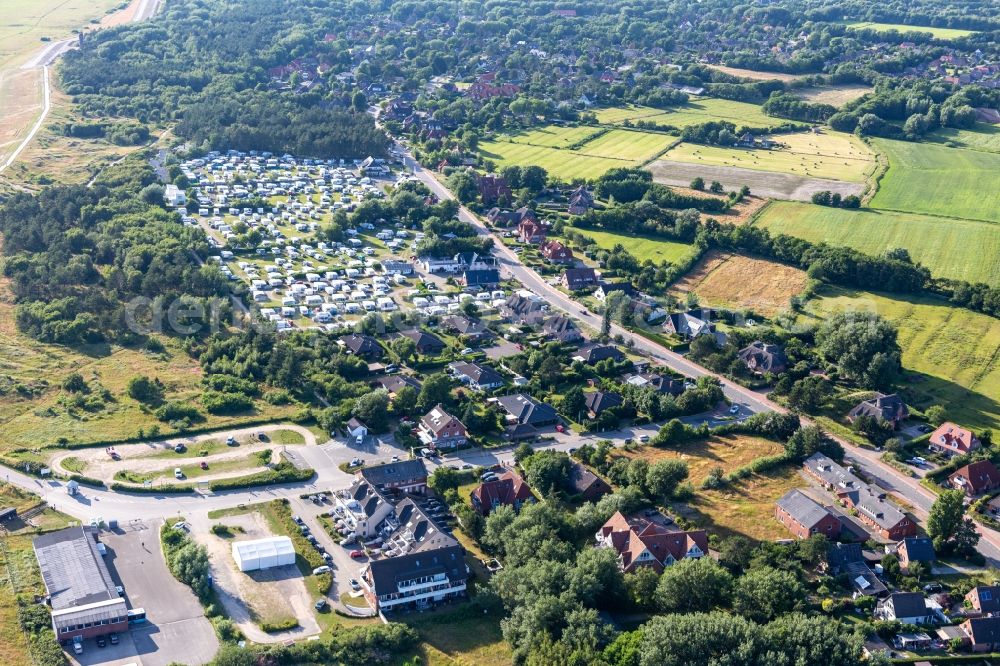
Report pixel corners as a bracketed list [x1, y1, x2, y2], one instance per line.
[595, 98, 781, 129]
[841, 21, 976, 39]
[0, 0, 124, 69]
[800, 287, 1000, 436]
[479, 126, 676, 180]
[756, 201, 1000, 286]
[929, 123, 1000, 153]
[664, 130, 874, 182]
[580, 228, 697, 264]
[869, 138, 1000, 223]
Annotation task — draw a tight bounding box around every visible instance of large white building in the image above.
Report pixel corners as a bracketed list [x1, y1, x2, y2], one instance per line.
[231, 536, 296, 572]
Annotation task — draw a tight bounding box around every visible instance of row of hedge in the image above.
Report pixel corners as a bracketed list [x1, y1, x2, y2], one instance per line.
[16, 601, 66, 666]
[207, 460, 314, 492]
[268, 499, 332, 594]
[109, 481, 195, 494]
[64, 473, 105, 488]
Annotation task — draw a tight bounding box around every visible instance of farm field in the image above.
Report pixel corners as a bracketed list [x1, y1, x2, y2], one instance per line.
[669, 250, 809, 317]
[662, 131, 875, 182]
[578, 228, 697, 264]
[755, 201, 1000, 286]
[480, 126, 676, 180]
[840, 21, 976, 39]
[648, 159, 863, 202]
[869, 138, 1000, 223]
[595, 98, 780, 129]
[0, 0, 124, 70]
[799, 286, 1000, 436]
[795, 84, 872, 107]
[677, 465, 805, 541]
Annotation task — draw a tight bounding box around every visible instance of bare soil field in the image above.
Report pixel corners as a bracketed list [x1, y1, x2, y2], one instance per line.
[648, 159, 865, 201]
[669, 250, 809, 317]
[705, 65, 803, 82]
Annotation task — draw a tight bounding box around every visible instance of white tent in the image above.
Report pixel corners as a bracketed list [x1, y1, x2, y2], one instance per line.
[232, 536, 296, 572]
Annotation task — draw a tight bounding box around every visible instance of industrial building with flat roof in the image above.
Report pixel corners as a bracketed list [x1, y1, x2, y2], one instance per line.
[232, 535, 296, 572]
[32, 526, 128, 641]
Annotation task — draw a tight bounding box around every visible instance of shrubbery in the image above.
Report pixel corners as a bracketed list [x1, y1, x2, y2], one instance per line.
[207, 461, 313, 491]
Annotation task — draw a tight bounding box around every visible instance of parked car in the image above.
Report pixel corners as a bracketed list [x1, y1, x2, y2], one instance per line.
[226, 436, 237, 446]
[292, 515, 303, 524]
[315, 598, 328, 610]
[639, 435, 650, 443]
[72, 637, 83, 655]
[390, 455, 400, 462]
[312, 565, 331, 575]
[109, 633, 119, 645]
[174, 468, 184, 479]
[174, 444, 186, 453]
[349, 578, 361, 590]
[729, 404, 740, 414]
[200, 461, 208, 470]
[349, 550, 364, 559]
[96, 636, 107, 648]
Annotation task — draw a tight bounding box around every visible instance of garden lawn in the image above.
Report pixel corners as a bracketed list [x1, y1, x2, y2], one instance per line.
[580, 228, 697, 264]
[799, 286, 1000, 436]
[869, 138, 1000, 223]
[663, 130, 875, 182]
[755, 201, 1000, 286]
[840, 21, 976, 39]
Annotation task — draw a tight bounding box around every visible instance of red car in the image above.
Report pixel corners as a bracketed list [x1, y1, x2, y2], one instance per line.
[555, 424, 565, 433]
[349, 550, 364, 559]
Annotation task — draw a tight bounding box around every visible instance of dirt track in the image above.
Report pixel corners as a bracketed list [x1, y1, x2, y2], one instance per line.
[648, 159, 865, 202]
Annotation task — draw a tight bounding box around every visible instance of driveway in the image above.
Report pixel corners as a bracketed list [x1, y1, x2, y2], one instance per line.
[101, 520, 218, 666]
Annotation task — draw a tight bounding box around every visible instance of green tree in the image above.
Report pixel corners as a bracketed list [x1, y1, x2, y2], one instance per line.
[645, 459, 689, 500]
[392, 385, 418, 417]
[924, 404, 948, 426]
[927, 489, 980, 554]
[523, 450, 572, 497]
[127, 375, 163, 404]
[638, 612, 756, 666]
[352, 389, 390, 431]
[447, 170, 479, 203]
[657, 557, 734, 613]
[390, 336, 417, 364]
[560, 386, 587, 422]
[417, 372, 453, 411]
[816, 312, 901, 389]
[733, 567, 804, 622]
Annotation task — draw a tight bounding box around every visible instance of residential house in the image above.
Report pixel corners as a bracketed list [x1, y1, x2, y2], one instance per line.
[374, 374, 421, 397]
[539, 240, 574, 263]
[960, 617, 1000, 651]
[827, 542, 887, 596]
[518, 218, 546, 244]
[360, 501, 468, 613]
[360, 459, 428, 495]
[573, 343, 625, 365]
[340, 333, 383, 360]
[966, 586, 1000, 615]
[894, 537, 935, 572]
[803, 453, 864, 492]
[502, 293, 546, 323]
[594, 281, 636, 302]
[626, 372, 685, 396]
[840, 484, 917, 540]
[929, 422, 981, 457]
[847, 393, 909, 428]
[347, 418, 369, 440]
[487, 206, 537, 227]
[949, 460, 1000, 497]
[382, 260, 414, 275]
[567, 186, 594, 215]
[333, 480, 396, 538]
[542, 315, 583, 343]
[774, 489, 842, 540]
[360, 156, 390, 177]
[737, 341, 789, 375]
[585, 390, 623, 418]
[664, 310, 714, 339]
[462, 268, 501, 288]
[442, 315, 493, 342]
[477, 174, 513, 206]
[561, 267, 598, 291]
[595, 511, 708, 574]
[418, 404, 468, 450]
[449, 362, 505, 391]
[496, 393, 560, 427]
[399, 330, 445, 355]
[877, 592, 935, 625]
[471, 467, 535, 516]
[569, 461, 612, 502]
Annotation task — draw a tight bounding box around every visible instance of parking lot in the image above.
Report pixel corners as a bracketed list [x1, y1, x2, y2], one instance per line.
[99, 520, 219, 666]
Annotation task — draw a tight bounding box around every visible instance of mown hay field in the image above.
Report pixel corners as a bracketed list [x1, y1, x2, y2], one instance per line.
[579, 228, 697, 264]
[662, 130, 875, 182]
[840, 21, 976, 39]
[755, 201, 1000, 286]
[669, 250, 810, 317]
[595, 97, 781, 129]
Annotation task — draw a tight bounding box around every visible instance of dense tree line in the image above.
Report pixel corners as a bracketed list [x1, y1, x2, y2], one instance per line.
[0, 161, 228, 344]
